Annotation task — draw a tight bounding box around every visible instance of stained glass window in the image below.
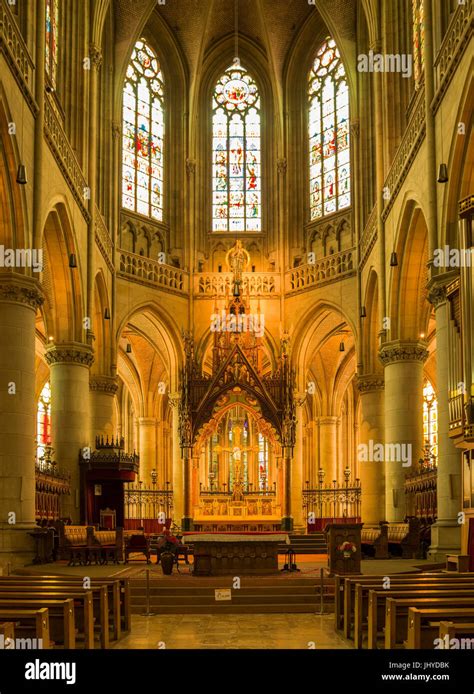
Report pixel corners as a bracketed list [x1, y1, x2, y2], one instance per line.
[308, 38, 350, 220]
[413, 0, 425, 88]
[212, 62, 261, 232]
[122, 40, 164, 221]
[45, 0, 59, 87]
[258, 432, 268, 491]
[37, 382, 52, 464]
[423, 381, 438, 468]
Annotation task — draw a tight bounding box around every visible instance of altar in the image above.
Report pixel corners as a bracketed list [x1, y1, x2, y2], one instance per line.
[183, 532, 290, 575]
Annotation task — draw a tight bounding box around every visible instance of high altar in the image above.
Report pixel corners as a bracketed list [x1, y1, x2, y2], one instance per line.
[177, 241, 297, 532]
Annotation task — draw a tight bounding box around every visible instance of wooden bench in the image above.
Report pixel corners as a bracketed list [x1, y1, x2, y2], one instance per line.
[87, 527, 124, 565]
[387, 519, 420, 558]
[0, 621, 15, 647]
[446, 554, 470, 573]
[407, 607, 474, 648]
[361, 527, 388, 559]
[438, 621, 474, 643]
[339, 573, 474, 638]
[0, 598, 75, 648]
[57, 524, 91, 565]
[0, 608, 50, 649]
[366, 587, 474, 649]
[124, 533, 151, 563]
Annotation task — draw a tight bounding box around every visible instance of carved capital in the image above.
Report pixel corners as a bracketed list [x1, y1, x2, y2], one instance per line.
[111, 122, 121, 140]
[168, 392, 180, 408]
[45, 342, 94, 368]
[89, 44, 103, 70]
[0, 274, 43, 310]
[277, 158, 287, 175]
[89, 375, 118, 394]
[428, 285, 447, 308]
[350, 119, 360, 138]
[356, 374, 385, 393]
[378, 340, 429, 366]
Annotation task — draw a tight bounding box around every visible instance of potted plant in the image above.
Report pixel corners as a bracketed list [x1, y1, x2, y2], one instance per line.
[157, 530, 179, 575]
[338, 540, 357, 559]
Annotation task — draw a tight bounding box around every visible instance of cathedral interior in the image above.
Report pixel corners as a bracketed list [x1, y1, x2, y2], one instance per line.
[0, 0, 473, 668]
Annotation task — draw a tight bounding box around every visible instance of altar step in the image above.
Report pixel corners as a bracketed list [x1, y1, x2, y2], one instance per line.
[281, 533, 327, 555]
[130, 579, 334, 614]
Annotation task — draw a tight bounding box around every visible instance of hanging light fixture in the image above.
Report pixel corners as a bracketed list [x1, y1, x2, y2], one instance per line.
[390, 251, 398, 267]
[126, 343, 132, 354]
[16, 164, 27, 185]
[104, 308, 110, 320]
[437, 163, 448, 183]
[339, 340, 345, 352]
[69, 253, 77, 268]
[360, 305, 367, 318]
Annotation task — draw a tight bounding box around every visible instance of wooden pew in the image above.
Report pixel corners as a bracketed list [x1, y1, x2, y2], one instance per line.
[0, 598, 75, 649]
[340, 574, 474, 637]
[12, 574, 130, 634]
[367, 588, 474, 649]
[389, 599, 474, 649]
[438, 621, 474, 644]
[0, 622, 15, 647]
[0, 590, 93, 649]
[0, 608, 50, 649]
[407, 607, 474, 648]
[0, 582, 107, 648]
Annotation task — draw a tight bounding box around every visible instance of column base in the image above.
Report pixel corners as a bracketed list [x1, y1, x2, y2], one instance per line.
[0, 524, 36, 572]
[427, 520, 462, 562]
[181, 517, 194, 532]
[281, 516, 293, 532]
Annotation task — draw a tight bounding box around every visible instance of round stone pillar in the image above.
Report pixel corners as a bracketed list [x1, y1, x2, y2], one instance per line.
[356, 375, 385, 526]
[291, 402, 305, 532]
[379, 341, 428, 523]
[0, 275, 43, 568]
[169, 394, 183, 526]
[89, 375, 118, 441]
[427, 285, 462, 559]
[318, 416, 339, 482]
[138, 417, 157, 484]
[45, 342, 94, 523]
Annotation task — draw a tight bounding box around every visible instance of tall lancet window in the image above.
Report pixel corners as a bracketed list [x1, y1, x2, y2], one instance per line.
[212, 63, 261, 232]
[308, 38, 350, 220]
[412, 0, 425, 88]
[37, 382, 52, 465]
[423, 381, 438, 468]
[122, 40, 164, 221]
[45, 0, 59, 87]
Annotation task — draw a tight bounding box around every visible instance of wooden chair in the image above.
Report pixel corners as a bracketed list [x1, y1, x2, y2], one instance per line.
[124, 533, 151, 563]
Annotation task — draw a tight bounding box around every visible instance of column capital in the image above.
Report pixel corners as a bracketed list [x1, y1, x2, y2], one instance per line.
[379, 340, 429, 366]
[89, 43, 103, 70]
[355, 374, 384, 393]
[168, 392, 180, 408]
[45, 342, 94, 367]
[317, 415, 340, 426]
[89, 375, 118, 394]
[138, 417, 157, 426]
[0, 273, 43, 310]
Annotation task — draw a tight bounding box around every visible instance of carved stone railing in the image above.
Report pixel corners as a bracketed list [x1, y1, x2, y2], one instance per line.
[194, 272, 280, 297]
[0, 0, 36, 112]
[359, 204, 378, 270]
[118, 249, 189, 294]
[44, 98, 90, 221]
[285, 247, 356, 294]
[382, 88, 426, 221]
[433, 0, 473, 111]
[95, 210, 113, 270]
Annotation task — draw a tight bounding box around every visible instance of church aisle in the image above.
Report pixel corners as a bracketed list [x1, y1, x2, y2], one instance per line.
[112, 613, 352, 650]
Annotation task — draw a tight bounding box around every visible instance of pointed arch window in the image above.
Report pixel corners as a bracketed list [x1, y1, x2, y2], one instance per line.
[45, 0, 59, 88]
[412, 0, 425, 88]
[308, 38, 350, 220]
[37, 382, 52, 465]
[122, 40, 164, 221]
[423, 381, 438, 468]
[212, 63, 261, 232]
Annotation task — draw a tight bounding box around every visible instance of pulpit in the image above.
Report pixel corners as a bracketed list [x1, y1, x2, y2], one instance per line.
[325, 523, 362, 576]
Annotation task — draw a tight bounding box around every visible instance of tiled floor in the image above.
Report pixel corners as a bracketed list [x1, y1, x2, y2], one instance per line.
[113, 613, 351, 649]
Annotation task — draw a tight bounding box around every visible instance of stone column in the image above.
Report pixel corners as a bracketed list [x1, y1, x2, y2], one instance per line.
[89, 375, 118, 441]
[318, 416, 339, 483]
[169, 394, 183, 526]
[427, 285, 462, 559]
[281, 450, 293, 531]
[182, 447, 193, 530]
[356, 375, 385, 526]
[379, 341, 428, 522]
[45, 342, 94, 523]
[291, 402, 305, 532]
[0, 275, 43, 568]
[138, 417, 157, 485]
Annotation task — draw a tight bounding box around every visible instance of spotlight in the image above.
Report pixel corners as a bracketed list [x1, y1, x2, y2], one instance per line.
[360, 306, 367, 318]
[126, 343, 132, 354]
[339, 340, 345, 352]
[69, 253, 77, 268]
[16, 164, 27, 184]
[390, 251, 398, 267]
[437, 163, 448, 183]
[104, 308, 110, 320]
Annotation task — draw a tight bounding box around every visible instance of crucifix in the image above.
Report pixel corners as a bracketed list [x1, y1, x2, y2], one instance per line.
[213, 425, 259, 501]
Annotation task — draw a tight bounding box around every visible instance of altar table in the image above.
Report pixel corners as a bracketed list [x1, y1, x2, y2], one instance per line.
[182, 532, 290, 575]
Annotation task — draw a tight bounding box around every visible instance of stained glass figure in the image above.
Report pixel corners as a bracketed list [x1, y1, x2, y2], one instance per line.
[308, 38, 350, 220]
[423, 381, 438, 468]
[45, 0, 59, 88]
[122, 40, 164, 221]
[212, 63, 261, 232]
[37, 382, 52, 464]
